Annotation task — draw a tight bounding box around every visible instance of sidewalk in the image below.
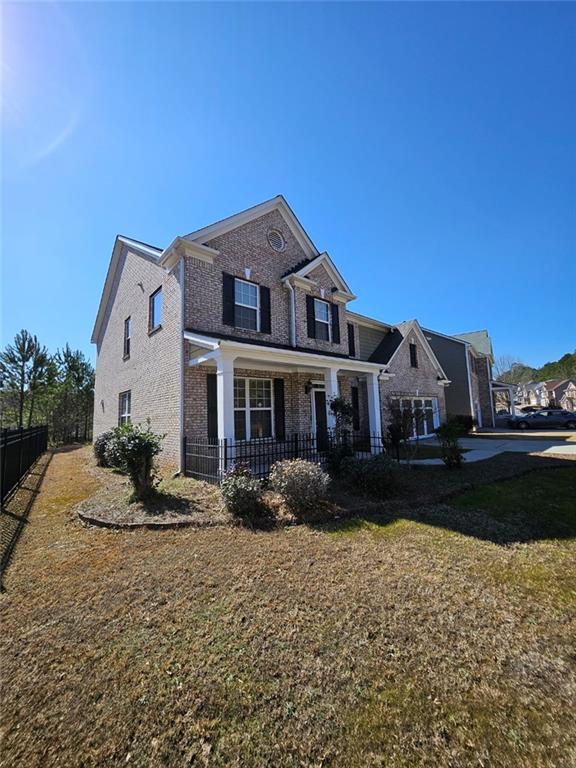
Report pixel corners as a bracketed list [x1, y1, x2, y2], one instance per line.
[409, 436, 576, 466]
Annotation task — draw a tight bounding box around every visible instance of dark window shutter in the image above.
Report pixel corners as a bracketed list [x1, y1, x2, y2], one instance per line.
[331, 303, 340, 344]
[260, 285, 271, 334]
[273, 378, 285, 441]
[207, 373, 218, 439]
[306, 295, 316, 339]
[347, 323, 356, 357]
[222, 273, 235, 326]
[351, 385, 360, 431]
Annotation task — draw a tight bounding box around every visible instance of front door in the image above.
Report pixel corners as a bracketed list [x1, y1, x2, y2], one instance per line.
[314, 390, 328, 450]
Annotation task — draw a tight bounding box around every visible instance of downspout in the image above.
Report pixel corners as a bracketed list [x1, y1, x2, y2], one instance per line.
[286, 279, 297, 348]
[179, 256, 185, 474]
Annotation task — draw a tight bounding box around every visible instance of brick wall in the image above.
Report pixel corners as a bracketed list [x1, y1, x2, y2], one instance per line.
[93, 247, 182, 467]
[184, 210, 350, 356]
[378, 334, 447, 430]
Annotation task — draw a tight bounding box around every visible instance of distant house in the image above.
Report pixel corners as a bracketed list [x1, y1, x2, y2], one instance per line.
[91, 195, 496, 473]
[516, 379, 576, 411]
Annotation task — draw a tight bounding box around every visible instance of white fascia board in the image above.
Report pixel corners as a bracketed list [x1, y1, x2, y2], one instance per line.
[183, 331, 221, 350]
[185, 195, 318, 259]
[218, 339, 384, 373]
[92, 237, 164, 344]
[160, 237, 218, 270]
[293, 252, 355, 297]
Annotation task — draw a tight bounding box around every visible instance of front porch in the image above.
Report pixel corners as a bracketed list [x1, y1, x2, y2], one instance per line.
[183, 331, 390, 480]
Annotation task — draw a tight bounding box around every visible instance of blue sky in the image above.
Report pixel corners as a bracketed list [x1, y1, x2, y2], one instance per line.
[2, 2, 574, 368]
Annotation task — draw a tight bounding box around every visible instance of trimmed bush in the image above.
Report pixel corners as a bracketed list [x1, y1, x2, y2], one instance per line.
[340, 453, 398, 499]
[435, 423, 465, 469]
[445, 414, 475, 436]
[105, 422, 165, 500]
[325, 442, 355, 476]
[93, 431, 114, 467]
[220, 464, 263, 520]
[269, 459, 330, 518]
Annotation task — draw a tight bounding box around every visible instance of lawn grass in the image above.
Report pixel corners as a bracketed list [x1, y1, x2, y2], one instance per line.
[1, 447, 575, 767]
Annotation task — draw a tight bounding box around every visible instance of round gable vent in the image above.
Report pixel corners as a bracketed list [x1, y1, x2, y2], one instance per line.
[267, 229, 285, 252]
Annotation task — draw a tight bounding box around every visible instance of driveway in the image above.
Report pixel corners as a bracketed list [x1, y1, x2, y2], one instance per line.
[413, 435, 576, 465]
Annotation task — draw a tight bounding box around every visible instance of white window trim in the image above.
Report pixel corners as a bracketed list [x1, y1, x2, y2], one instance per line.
[234, 278, 260, 332]
[123, 317, 131, 359]
[119, 390, 131, 426]
[314, 298, 331, 342]
[391, 396, 439, 439]
[233, 377, 274, 441]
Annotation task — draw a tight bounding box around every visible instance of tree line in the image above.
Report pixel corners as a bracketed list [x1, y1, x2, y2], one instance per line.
[0, 329, 94, 442]
[494, 351, 576, 386]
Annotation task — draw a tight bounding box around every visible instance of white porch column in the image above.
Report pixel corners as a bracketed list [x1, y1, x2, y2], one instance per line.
[366, 371, 382, 452]
[216, 352, 236, 471]
[324, 367, 339, 431]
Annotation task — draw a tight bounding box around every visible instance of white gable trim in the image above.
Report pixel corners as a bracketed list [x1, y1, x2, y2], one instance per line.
[160, 237, 219, 270]
[185, 195, 318, 259]
[285, 252, 356, 299]
[91, 237, 164, 345]
[386, 320, 449, 380]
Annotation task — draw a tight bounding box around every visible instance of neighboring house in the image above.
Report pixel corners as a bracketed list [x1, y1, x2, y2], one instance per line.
[92, 195, 495, 473]
[516, 379, 576, 411]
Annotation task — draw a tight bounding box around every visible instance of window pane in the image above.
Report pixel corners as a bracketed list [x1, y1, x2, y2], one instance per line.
[234, 410, 246, 440]
[235, 280, 258, 308]
[249, 379, 271, 408]
[235, 305, 258, 330]
[250, 410, 272, 439]
[234, 379, 246, 408]
[151, 289, 162, 328]
[314, 299, 330, 322]
[315, 321, 330, 341]
[425, 409, 435, 435]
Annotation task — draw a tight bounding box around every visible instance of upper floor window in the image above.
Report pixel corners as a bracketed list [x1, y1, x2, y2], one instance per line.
[347, 322, 356, 357]
[234, 278, 259, 331]
[314, 299, 331, 341]
[123, 317, 131, 359]
[409, 343, 418, 368]
[149, 287, 162, 333]
[222, 273, 271, 334]
[118, 390, 131, 426]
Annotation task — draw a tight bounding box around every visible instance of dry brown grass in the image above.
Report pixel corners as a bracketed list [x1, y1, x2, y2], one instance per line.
[1, 446, 575, 767]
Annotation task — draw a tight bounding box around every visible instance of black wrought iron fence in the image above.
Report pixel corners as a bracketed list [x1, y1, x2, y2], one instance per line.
[184, 430, 385, 483]
[1, 426, 49, 506]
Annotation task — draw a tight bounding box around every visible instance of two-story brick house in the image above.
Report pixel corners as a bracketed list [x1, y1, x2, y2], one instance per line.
[92, 195, 494, 472]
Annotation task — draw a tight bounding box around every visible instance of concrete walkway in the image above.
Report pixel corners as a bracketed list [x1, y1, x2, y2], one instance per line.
[410, 436, 576, 466]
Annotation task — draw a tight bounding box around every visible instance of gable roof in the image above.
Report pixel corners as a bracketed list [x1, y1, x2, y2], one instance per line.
[183, 195, 319, 260]
[91, 236, 163, 344]
[454, 330, 494, 360]
[369, 319, 449, 379]
[281, 251, 356, 298]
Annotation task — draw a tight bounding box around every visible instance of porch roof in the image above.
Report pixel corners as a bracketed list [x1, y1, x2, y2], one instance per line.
[183, 329, 388, 375]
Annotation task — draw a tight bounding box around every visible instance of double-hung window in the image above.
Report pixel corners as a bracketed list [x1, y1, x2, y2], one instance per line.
[123, 317, 131, 359]
[118, 391, 131, 426]
[234, 378, 273, 440]
[149, 287, 162, 333]
[314, 299, 331, 341]
[234, 279, 259, 331]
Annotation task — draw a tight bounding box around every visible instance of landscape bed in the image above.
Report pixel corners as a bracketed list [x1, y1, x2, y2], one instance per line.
[1, 445, 575, 767]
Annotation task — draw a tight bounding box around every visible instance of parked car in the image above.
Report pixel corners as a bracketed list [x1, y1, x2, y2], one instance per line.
[508, 410, 576, 430]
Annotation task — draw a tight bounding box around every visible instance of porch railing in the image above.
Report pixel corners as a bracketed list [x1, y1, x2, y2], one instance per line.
[183, 430, 385, 483]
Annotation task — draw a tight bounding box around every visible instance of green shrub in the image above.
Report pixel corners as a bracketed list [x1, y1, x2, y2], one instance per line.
[445, 414, 475, 436]
[269, 459, 330, 519]
[93, 431, 114, 467]
[220, 464, 264, 520]
[105, 422, 165, 500]
[340, 453, 398, 498]
[325, 442, 355, 475]
[435, 423, 465, 469]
